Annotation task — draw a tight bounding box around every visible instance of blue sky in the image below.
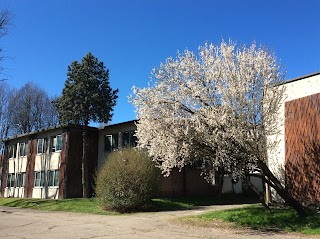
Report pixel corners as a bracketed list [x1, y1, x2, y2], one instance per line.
[1, 0, 320, 124]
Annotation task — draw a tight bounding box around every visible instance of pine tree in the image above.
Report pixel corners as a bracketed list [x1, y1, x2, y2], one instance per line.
[55, 52, 118, 197]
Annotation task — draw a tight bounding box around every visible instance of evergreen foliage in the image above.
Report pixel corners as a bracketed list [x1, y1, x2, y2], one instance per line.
[54, 52, 118, 197]
[55, 52, 118, 125]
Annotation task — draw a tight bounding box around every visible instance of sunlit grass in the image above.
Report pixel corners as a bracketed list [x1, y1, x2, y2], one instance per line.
[0, 197, 117, 215]
[182, 205, 320, 235]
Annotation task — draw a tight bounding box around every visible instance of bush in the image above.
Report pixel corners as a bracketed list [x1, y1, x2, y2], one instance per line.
[96, 148, 159, 212]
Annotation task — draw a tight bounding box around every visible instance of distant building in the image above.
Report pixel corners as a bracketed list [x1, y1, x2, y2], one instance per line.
[1, 125, 98, 199]
[1, 120, 225, 199]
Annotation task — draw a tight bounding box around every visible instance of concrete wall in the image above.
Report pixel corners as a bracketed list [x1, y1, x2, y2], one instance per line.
[268, 72, 320, 202]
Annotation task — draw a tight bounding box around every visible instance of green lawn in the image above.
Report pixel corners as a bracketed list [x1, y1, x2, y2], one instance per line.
[0, 194, 258, 214]
[183, 205, 320, 235]
[0, 197, 117, 215]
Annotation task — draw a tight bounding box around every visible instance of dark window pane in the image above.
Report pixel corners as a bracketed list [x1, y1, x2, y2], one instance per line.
[122, 132, 130, 147]
[54, 170, 60, 186]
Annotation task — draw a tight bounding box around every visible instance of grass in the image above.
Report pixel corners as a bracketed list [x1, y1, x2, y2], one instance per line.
[0, 197, 117, 215]
[182, 205, 320, 235]
[0, 193, 258, 214]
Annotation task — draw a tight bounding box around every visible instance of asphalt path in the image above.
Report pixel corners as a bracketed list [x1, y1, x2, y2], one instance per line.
[0, 205, 317, 239]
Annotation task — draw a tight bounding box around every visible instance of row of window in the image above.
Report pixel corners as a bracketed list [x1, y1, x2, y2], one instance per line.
[7, 135, 62, 158]
[6, 173, 24, 188]
[104, 131, 137, 151]
[6, 170, 60, 188]
[37, 135, 62, 154]
[34, 170, 60, 187]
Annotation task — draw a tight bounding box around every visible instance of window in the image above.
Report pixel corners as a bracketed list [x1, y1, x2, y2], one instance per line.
[19, 143, 28, 157]
[48, 170, 60, 187]
[6, 173, 15, 187]
[16, 172, 25, 187]
[37, 139, 45, 154]
[8, 145, 16, 158]
[52, 135, 62, 152]
[34, 171, 45, 187]
[122, 131, 137, 148]
[104, 133, 118, 151]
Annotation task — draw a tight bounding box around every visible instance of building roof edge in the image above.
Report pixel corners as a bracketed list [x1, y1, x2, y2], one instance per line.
[279, 71, 320, 86]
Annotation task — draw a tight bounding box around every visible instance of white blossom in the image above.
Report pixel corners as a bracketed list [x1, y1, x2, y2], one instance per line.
[131, 40, 286, 181]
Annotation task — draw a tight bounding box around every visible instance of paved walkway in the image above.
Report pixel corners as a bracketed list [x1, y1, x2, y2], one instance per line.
[0, 205, 317, 239]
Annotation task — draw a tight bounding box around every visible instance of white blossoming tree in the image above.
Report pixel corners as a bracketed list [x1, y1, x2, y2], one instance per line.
[131, 40, 305, 216]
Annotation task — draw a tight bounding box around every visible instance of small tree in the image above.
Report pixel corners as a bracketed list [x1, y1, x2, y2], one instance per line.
[96, 148, 159, 212]
[55, 52, 118, 197]
[132, 40, 305, 216]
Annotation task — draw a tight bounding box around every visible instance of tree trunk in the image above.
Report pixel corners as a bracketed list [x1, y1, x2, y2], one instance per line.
[257, 159, 306, 217]
[82, 124, 90, 198]
[246, 177, 271, 213]
[217, 167, 224, 199]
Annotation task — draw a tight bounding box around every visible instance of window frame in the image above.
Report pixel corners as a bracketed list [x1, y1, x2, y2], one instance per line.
[8, 145, 16, 159]
[37, 139, 45, 154]
[52, 135, 62, 152]
[122, 130, 137, 148]
[34, 171, 45, 187]
[19, 142, 28, 157]
[104, 133, 119, 151]
[48, 169, 60, 187]
[16, 172, 25, 187]
[6, 173, 15, 188]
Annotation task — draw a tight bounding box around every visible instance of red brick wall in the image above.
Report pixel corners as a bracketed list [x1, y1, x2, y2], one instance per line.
[285, 93, 320, 205]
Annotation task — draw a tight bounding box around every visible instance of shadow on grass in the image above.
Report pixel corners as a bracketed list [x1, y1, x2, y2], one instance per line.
[149, 193, 259, 212]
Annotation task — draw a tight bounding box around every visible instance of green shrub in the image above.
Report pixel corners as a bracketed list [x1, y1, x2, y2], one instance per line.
[96, 148, 159, 212]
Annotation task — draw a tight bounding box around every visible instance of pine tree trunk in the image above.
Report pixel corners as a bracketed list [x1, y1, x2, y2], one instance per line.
[82, 124, 90, 198]
[257, 160, 306, 217]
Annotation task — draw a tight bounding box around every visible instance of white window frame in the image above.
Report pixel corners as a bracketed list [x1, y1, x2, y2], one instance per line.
[19, 143, 28, 157]
[37, 139, 45, 154]
[8, 145, 16, 159]
[52, 135, 62, 152]
[104, 133, 119, 151]
[6, 173, 15, 188]
[34, 171, 45, 187]
[48, 169, 60, 187]
[16, 172, 25, 187]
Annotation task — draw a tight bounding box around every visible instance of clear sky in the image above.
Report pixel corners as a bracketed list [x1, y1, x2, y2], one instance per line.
[1, 0, 320, 124]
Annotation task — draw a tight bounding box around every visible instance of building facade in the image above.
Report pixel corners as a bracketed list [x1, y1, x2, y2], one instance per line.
[98, 120, 218, 197]
[268, 72, 320, 204]
[98, 121, 262, 197]
[0, 125, 98, 199]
